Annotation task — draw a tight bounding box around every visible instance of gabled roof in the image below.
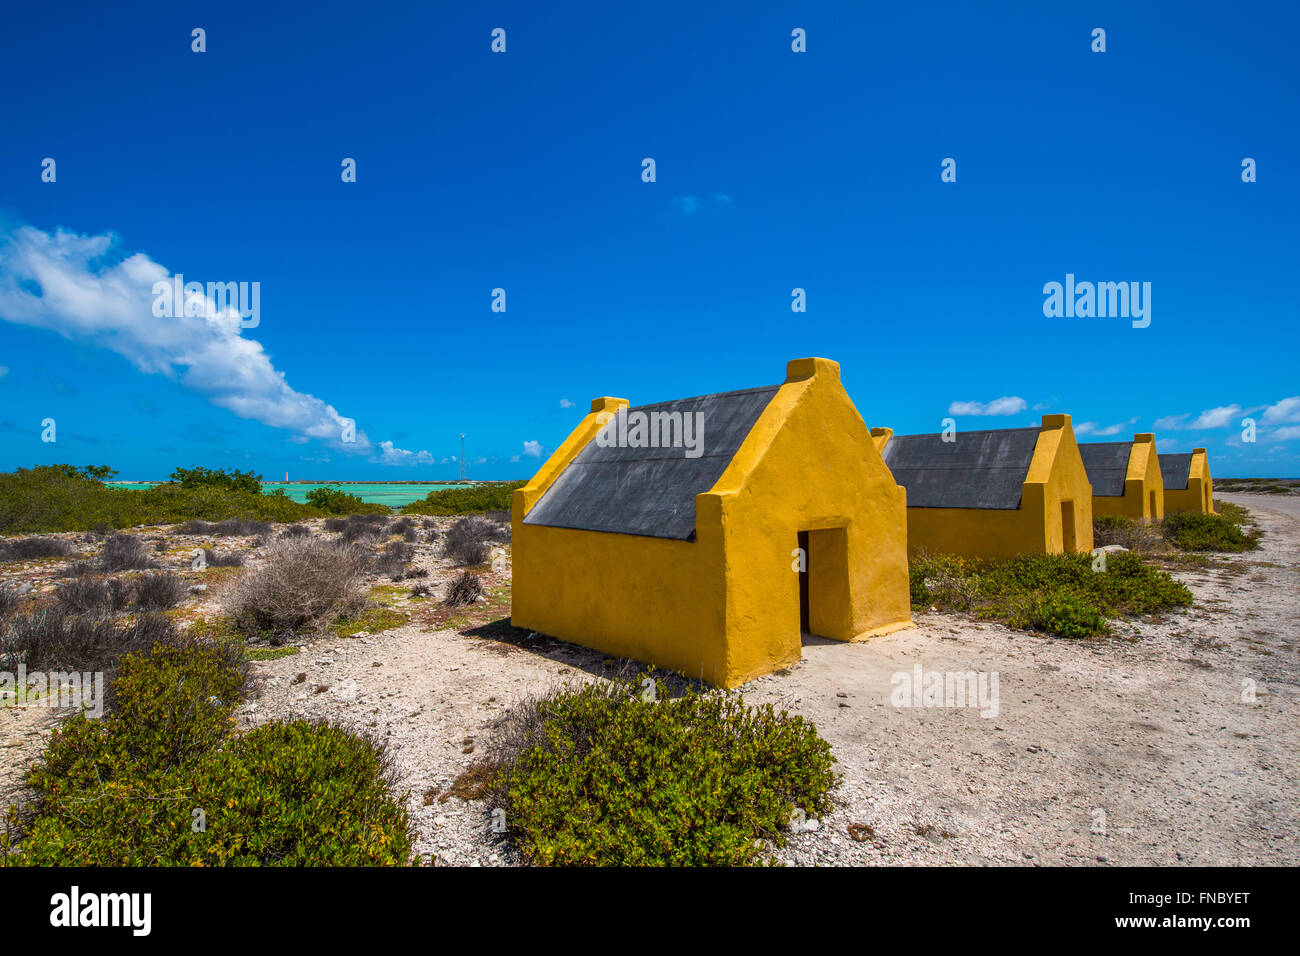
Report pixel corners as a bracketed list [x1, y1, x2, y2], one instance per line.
[523, 385, 780, 540]
[880, 427, 1040, 510]
[1159, 453, 1192, 491]
[1079, 441, 1132, 497]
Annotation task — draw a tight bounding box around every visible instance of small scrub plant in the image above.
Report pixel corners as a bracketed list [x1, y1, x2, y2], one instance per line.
[201, 548, 245, 568]
[131, 572, 188, 612]
[305, 487, 388, 516]
[99, 534, 152, 571]
[167, 466, 263, 495]
[0, 536, 74, 562]
[55, 576, 133, 615]
[486, 676, 838, 866]
[910, 550, 1191, 638]
[223, 537, 366, 643]
[1162, 511, 1258, 552]
[7, 645, 410, 866]
[442, 571, 483, 607]
[176, 518, 272, 537]
[441, 516, 504, 566]
[401, 481, 524, 516]
[280, 524, 311, 539]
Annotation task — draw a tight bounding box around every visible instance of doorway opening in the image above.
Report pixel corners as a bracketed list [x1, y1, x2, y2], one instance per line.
[1148, 491, 1157, 518]
[1060, 500, 1076, 552]
[797, 527, 851, 643]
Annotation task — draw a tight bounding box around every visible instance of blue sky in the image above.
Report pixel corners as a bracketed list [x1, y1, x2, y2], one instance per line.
[1, 0, 1296, 480]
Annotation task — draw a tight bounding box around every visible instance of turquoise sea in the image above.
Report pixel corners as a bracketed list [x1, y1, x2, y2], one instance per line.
[109, 482, 476, 509]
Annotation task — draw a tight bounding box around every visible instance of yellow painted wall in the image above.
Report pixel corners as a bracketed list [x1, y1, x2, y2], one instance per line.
[876, 414, 1095, 560]
[511, 357, 912, 688]
[1165, 447, 1214, 514]
[1091, 433, 1165, 521]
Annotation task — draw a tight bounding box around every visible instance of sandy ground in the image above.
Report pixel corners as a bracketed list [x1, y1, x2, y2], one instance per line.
[2, 497, 1297, 866]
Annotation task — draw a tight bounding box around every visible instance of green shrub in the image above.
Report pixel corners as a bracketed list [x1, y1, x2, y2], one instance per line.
[304, 487, 389, 516]
[7, 645, 410, 867]
[167, 466, 263, 495]
[1010, 592, 1107, 639]
[489, 677, 838, 866]
[181, 720, 412, 866]
[910, 551, 1191, 638]
[1162, 511, 1257, 552]
[0, 464, 323, 534]
[401, 481, 525, 516]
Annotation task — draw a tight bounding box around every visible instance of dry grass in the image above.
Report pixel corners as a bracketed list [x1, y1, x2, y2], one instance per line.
[223, 537, 367, 643]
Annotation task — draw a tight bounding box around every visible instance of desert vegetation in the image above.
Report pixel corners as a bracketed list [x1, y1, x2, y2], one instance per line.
[909, 550, 1193, 639]
[2, 643, 411, 866]
[401, 481, 524, 516]
[472, 674, 838, 866]
[223, 538, 368, 644]
[0, 464, 390, 535]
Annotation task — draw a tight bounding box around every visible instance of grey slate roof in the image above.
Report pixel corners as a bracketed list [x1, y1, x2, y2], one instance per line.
[523, 385, 780, 541]
[881, 427, 1041, 510]
[1159, 453, 1192, 491]
[1079, 441, 1132, 497]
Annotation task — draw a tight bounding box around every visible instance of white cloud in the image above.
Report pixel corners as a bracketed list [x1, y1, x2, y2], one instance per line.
[510, 454, 520, 463]
[1267, 425, 1300, 442]
[1261, 396, 1300, 424]
[559, 398, 574, 409]
[0, 365, 8, 378]
[948, 396, 1027, 417]
[1074, 417, 1137, 437]
[1189, 404, 1242, 429]
[0, 223, 433, 465]
[1156, 404, 1245, 431]
[673, 195, 699, 216]
[522, 440, 543, 458]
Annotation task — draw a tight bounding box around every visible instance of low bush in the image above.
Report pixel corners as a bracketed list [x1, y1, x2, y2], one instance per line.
[100, 534, 152, 571]
[487, 676, 838, 866]
[0, 610, 186, 708]
[0, 585, 18, 618]
[443, 571, 482, 607]
[1092, 515, 1162, 552]
[223, 538, 366, 643]
[342, 516, 388, 545]
[55, 577, 133, 615]
[0, 464, 324, 534]
[401, 481, 525, 516]
[304, 487, 389, 517]
[0, 536, 74, 562]
[910, 550, 1192, 638]
[374, 541, 414, 579]
[167, 466, 263, 495]
[1163, 511, 1258, 552]
[441, 516, 504, 566]
[200, 548, 245, 568]
[176, 518, 271, 537]
[132, 572, 188, 612]
[280, 524, 311, 539]
[4, 644, 408, 865]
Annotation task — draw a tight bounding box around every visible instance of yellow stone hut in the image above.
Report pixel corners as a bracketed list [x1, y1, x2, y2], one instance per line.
[1080, 433, 1164, 521]
[871, 414, 1094, 559]
[1160, 448, 1214, 514]
[511, 357, 912, 688]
